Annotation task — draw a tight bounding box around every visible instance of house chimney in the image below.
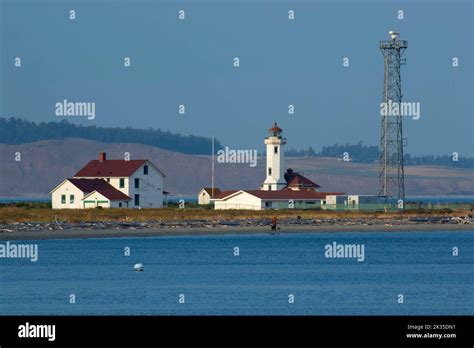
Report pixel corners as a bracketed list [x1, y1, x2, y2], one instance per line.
[99, 152, 106, 162]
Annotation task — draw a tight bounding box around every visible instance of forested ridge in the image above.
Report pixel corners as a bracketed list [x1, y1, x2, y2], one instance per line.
[0, 118, 221, 155]
[285, 141, 474, 168]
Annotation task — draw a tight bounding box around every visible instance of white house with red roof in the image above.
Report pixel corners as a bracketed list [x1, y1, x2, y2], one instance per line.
[51, 152, 165, 209]
[210, 123, 344, 210]
[283, 168, 321, 191]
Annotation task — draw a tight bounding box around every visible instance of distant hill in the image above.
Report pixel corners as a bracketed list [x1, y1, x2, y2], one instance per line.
[3, 119, 472, 169]
[0, 139, 472, 198]
[0, 118, 221, 155]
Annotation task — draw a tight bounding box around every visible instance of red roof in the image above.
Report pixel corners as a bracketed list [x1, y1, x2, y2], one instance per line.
[269, 122, 282, 132]
[68, 178, 131, 201]
[212, 190, 239, 199]
[286, 173, 321, 189]
[245, 190, 342, 200]
[214, 190, 344, 200]
[202, 187, 222, 197]
[75, 160, 147, 177]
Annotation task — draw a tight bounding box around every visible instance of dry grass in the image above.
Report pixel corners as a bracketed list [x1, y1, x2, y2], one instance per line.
[0, 206, 470, 224]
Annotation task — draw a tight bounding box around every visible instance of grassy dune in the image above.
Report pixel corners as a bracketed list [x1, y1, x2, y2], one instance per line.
[0, 205, 470, 224]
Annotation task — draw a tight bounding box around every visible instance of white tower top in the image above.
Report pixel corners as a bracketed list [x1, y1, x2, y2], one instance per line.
[262, 122, 287, 191]
[389, 30, 399, 40]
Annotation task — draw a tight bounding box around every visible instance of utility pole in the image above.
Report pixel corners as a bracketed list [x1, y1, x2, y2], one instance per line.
[211, 136, 215, 197]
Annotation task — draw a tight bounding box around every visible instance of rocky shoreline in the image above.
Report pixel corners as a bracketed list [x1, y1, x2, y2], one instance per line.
[0, 216, 474, 233]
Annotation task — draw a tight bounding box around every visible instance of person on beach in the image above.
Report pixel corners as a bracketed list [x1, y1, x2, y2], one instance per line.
[271, 216, 277, 231]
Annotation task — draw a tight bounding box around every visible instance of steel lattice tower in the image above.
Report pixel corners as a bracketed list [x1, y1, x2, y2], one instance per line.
[378, 31, 407, 206]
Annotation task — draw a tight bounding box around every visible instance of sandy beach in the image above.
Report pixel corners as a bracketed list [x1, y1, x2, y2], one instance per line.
[1, 223, 472, 241]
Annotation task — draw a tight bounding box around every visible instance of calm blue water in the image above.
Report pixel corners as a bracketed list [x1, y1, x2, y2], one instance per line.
[0, 231, 473, 315]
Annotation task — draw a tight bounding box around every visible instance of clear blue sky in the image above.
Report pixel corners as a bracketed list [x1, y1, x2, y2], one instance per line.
[1, 0, 472, 156]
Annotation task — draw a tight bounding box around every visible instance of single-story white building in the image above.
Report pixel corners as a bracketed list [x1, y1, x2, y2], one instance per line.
[347, 195, 380, 209]
[211, 190, 344, 210]
[323, 195, 382, 211]
[325, 195, 349, 204]
[323, 195, 349, 210]
[197, 187, 221, 205]
[51, 178, 132, 209]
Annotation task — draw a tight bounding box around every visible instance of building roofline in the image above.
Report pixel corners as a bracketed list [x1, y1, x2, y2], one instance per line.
[212, 190, 344, 201]
[82, 189, 132, 201]
[49, 178, 70, 194]
[74, 159, 166, 178]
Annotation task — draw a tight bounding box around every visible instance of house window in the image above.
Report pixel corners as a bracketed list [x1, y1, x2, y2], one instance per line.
[134, 194, 140, 206]
[119, 178, 125, 188]
[119, 202, 122, 208]
[274, 146, 278, 154]
[268, 186, 272, 191]
[135, 178, 140, 189]
[106, 178, 110, 182]
[268, 168, 272, 175]
[265, 202, 271, 207]
[70, 195, 75, 204]
[143, 165, 149, 175]
[61, 195, 66, 204]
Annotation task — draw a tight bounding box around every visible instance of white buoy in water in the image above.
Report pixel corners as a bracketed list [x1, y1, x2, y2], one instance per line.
[134, 263, 143, 272]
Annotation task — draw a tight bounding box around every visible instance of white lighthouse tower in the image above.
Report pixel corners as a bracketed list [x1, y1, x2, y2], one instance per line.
[262, 122, 286, 191]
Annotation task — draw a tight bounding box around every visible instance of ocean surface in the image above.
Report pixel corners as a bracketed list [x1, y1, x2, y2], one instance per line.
[0, 231, 473, 315]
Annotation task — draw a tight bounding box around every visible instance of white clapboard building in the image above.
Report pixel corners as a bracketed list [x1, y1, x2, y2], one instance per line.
[51, 152, 165, 209]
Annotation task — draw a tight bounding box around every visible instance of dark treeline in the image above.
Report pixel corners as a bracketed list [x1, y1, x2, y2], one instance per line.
[0, 118, 221, 155]
[285, 141, 474, 168]
[285, 146, 318, 157]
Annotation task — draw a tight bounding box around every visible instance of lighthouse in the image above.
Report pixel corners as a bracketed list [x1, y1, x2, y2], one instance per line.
[262, 122, 286, 191]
